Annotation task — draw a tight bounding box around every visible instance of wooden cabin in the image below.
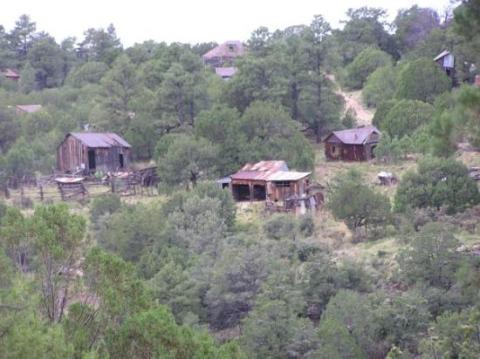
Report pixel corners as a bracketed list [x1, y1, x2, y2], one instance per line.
[434, 50, 455, 77]
[324, 126, 380, 161]
[227, 161, 311, 202]
[57, 132, 131, 174]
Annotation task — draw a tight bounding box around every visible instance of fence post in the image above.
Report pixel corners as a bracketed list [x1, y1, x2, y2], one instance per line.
[39, 185, 44, 202]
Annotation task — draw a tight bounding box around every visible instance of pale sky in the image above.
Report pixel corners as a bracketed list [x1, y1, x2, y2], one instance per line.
[0, 0, 453, 46]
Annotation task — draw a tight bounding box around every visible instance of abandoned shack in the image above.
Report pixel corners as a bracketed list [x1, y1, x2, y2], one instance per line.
[224, 161, 311, 202]
[434, 50, 455, 77]
[324, 125, 380, 161]
[57, 132, 131, 174]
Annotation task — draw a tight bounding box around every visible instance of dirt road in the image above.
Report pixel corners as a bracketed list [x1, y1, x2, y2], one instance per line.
[327, 74, 375, 126]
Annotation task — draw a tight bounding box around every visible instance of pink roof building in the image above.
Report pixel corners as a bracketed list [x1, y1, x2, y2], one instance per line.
[2, 68, 20, 81]
[203, 41, 245, 67]
[16, 104, 43, 115]
[214, 67, 237, 80]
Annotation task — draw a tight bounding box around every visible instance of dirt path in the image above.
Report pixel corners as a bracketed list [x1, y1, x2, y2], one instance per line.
[327, 74, 375, 126]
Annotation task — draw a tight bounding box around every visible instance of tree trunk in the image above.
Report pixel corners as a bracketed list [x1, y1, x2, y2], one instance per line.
[316, 124, 322, 143]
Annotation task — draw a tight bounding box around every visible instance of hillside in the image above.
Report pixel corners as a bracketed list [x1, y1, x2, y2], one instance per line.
[1, 2, 480, 358]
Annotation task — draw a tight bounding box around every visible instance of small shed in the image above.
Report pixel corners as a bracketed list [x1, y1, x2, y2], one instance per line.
[57, 132, 131, 174]
[324, 126, 380, 161]
[434, 50, 455, 76]
[228, 161, 311, 202]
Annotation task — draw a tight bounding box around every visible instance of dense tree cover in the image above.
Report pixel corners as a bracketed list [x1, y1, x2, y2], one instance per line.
[395, 157, 480, 213]
[379, 99, 434, 138]
[0, 203, 243, 357]
[344, 47, 392, 89]
[395, 57, 452, 102]
[394, 6, 441, 54]
[333, 7, 398, 64]
[328, 169, 391, 237]
[1, 3, 480, 357]
[362, 65, 397, 107]
[374, 133, 413, 163]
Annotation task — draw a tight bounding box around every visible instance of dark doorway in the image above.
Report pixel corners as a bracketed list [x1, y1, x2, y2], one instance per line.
[88, 150, 96, 171]
[119, 153, 124, 169]
[253, 184, 266, 200]
[232, 184, 250, 201]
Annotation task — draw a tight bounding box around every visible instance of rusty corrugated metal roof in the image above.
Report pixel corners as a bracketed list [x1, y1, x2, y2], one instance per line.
[268, 171, 311, 181]
[326, 126, 380, 145]
[231, 161, 289, 181]
[70, 132, 131, 148]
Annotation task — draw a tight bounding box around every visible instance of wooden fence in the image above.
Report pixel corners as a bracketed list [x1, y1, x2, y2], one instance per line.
[2, 172, 159, 205]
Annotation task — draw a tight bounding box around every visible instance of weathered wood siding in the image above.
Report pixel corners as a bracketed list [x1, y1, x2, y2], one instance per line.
[57, 136, 87, 172]
[231, 178, 309, 202]
[57, 135, 132, 173]
[93, 147, 131, 172]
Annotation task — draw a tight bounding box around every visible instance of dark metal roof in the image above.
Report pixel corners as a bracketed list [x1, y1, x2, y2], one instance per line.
[325, 126, 380, 145]
[69, 132, 131, 148]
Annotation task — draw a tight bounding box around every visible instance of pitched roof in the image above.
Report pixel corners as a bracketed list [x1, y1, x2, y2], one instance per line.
[325, 126, 380, 145]
[215, 67, 237, 78]
[434, 50, 450, 61]
[267, 171, 311, 181]
[16, 104, 43, 113]
[2, 68, 20, 78]
[70, 132, 131, 148]
[203, 41, 245, 60]
[231, 161, 289, 181]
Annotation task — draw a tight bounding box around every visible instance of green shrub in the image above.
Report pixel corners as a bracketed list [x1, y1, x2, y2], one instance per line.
[263, 214, 298, 240]
[298, 215, 315, 237]
[395, 157, 480, 214]
[90, 193, 122, 225]
[344, 47, 393, 90]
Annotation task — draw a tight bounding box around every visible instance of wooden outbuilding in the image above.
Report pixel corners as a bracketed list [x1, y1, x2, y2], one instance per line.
[226, 161, 311, 202]
[57, 132, 131, 174]
[434, 50, 455, 77]
[324, 126, 380, 161]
